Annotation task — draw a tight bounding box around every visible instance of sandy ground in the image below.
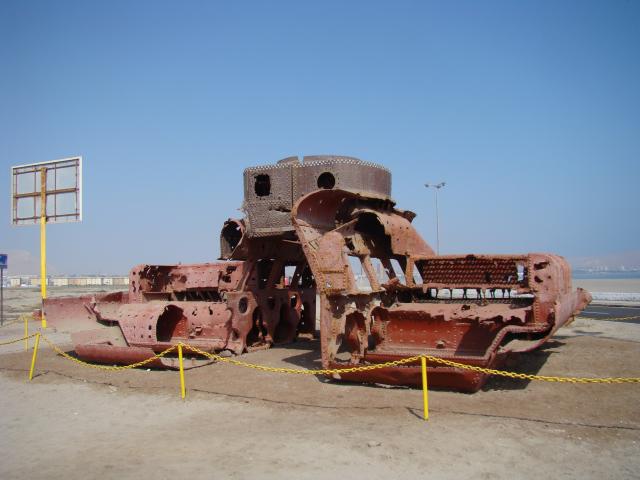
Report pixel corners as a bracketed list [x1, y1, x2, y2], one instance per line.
[573, 279, 640, 304]
[573, 278, 640, 296]
[0, 287, 639, 479]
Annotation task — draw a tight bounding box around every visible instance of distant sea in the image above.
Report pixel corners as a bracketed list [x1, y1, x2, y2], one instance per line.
[572, 271, 640, 280]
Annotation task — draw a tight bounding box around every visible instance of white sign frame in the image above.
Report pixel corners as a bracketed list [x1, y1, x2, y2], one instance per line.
[10, 156, 83, 226]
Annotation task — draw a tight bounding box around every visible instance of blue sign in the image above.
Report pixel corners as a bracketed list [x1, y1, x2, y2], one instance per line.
[0, 254, 7, 269]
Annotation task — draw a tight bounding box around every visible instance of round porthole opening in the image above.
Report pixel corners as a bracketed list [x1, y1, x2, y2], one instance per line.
[317, 172, 336, 189]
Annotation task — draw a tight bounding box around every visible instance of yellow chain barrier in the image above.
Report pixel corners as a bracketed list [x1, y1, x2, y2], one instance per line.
[419, 355, 640, 384]
[0, 334, 38, 346]
[181, 343, 423, 375]
[0, 314, 33, 328]
[181, 343, 640, 384]
[0, 319, 22, 328]
[40, 335, 178, 371]
[1, 332, 639, 384]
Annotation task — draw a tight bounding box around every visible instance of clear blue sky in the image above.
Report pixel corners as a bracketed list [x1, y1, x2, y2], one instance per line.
[1, 0, 639, 275]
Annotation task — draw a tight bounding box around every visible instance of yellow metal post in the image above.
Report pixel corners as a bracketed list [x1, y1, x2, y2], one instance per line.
[24, 315, 29, 351]
[178, 343, 186, 399]
[29, 332, 41, 381]
[421, 356, 429, 421]
[39, 168, 47, 329]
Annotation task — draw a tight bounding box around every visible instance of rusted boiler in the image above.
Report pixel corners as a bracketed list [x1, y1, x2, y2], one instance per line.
[44, 155, 591, 391]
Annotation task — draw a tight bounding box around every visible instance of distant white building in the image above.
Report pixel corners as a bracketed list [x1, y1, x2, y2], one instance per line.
[9, 275, 129, 288]
[51, 278, 69, 287]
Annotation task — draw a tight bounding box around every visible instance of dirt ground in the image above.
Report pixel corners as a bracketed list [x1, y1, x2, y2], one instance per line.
[572, 278, 640, 294]
[0, 287, 639, 479]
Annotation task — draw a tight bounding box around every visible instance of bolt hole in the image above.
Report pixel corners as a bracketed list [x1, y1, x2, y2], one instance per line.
[238, 297, 248, 313]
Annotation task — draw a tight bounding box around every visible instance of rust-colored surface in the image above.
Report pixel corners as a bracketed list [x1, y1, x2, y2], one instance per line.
[44, 155, 591, 391]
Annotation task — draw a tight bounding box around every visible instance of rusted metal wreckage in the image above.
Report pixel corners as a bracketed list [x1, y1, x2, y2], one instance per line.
[43, 156, 591, 392]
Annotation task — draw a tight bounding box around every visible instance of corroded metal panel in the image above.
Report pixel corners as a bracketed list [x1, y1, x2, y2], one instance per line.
[291, 187, 591, 391]
[243, 156, 391, 237]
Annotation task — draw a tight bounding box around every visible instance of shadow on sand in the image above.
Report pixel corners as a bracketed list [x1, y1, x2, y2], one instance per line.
[278, 335, 568, 393]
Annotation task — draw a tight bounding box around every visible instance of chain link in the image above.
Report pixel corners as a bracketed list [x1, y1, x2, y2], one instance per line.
[181, 343, 423, 375]
[181, 343, 640, 384]
[40, 335, 178, 371]
[0, 332, 638, 384]
[0, 334, 38, 346]
[0, 313, 36, 329]
[0, 319, 23, 328]
[420, 355, 640, 384]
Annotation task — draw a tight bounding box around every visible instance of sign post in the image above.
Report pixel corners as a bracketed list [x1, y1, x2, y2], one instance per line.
[11, 157, 83, 329]
[0, 254, 6, 326]
[39, 168, 47, 328]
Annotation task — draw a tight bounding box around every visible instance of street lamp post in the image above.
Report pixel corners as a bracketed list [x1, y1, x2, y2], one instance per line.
[424, 182, 446, 255]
